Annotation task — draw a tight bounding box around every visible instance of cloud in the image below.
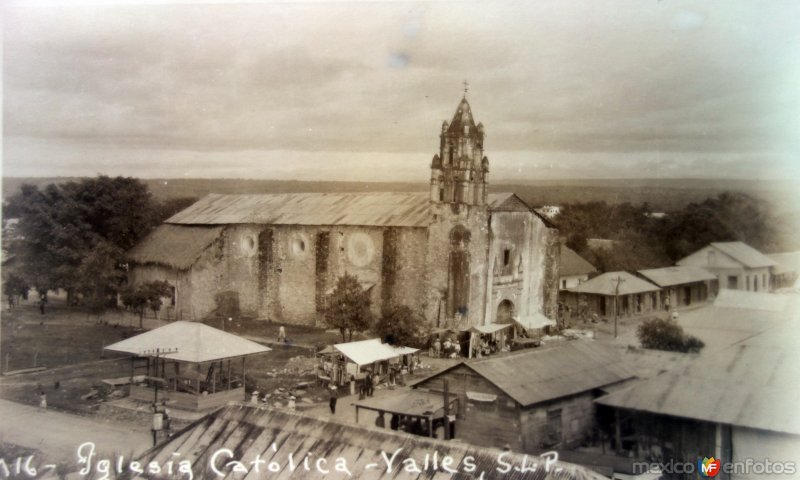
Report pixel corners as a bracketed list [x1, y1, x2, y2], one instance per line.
[3, 1, 799, 180]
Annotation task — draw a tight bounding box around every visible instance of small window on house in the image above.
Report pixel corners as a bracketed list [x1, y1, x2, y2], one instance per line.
[561, 279, 567, 289]
[439, 188, 444, 202]
[503, 249, 511, 267]
[708, 250, 716, 266]
[727, 276, 738, 289]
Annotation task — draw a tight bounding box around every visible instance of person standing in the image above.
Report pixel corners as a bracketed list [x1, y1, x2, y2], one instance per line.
[375, 411, 386, 429]
[38, 391, 47, 410]
[365, 371, 373, 397]
[277, 325, 286, 343]
[328, 384, 338, 414]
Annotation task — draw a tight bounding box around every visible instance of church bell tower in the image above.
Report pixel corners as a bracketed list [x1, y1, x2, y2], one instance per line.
[430, 89, 489, 206]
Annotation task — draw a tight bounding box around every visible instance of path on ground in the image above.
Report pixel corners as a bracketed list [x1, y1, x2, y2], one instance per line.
[0, 399, 152, 465]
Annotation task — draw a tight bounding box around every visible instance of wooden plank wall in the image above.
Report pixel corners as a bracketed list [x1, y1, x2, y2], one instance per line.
[415, 365, 523, 450]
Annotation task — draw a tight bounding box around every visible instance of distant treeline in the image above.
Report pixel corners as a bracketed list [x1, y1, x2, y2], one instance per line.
[4, 176, 796, 213]
[555, 192, 797, 273]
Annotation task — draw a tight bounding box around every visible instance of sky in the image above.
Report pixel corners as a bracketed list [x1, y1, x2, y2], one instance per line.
[3, 0, 799, 183]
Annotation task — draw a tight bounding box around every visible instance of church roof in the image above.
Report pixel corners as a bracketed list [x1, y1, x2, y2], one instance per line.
[166, 192, 432, 227]
[125, 224, 223, 269]
[446, 97, 478, 135]
[488, 192, 556, 227]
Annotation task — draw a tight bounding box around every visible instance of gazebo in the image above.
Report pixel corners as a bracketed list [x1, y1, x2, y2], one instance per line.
[105, 321, 271, 411]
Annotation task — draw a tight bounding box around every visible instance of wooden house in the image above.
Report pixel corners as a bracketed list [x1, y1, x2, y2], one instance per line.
[411, 340, 635, 453]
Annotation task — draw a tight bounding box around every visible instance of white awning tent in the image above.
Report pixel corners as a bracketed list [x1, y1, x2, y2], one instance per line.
[470, 323, 513, 335]
[513, 313, 557, 331]
[333, 338, 418, 366]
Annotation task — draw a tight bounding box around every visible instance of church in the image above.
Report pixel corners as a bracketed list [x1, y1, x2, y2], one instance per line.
[125, 96, 561, 329]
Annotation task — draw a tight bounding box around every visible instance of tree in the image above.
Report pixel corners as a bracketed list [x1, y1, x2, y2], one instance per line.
[637, 317, 704, 353]
[121, 280, 173, 329]
[323, 273, 374, 342]
[76, 242, 126, 318]
[3, 273, 29, 307]
[3, 176, 161, 303]
[374, 304, 429, 348]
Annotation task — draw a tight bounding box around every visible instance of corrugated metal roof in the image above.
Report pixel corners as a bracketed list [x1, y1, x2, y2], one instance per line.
[570, 271, 660, 296]
[596, 344, 800, 435]
[139, 404, 610, 479]
[166, 192, 432, 227]
[710, 241, 777, 268]
[125, 224, 223, 270]
[416, 341, 634, 407]
[560, 246, 597, 277]
[637, 266, 716, 287]
[334, 338, 418, 366]
[105, 321, 271, 363]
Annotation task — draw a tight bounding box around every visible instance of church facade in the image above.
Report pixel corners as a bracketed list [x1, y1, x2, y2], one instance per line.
[126, 97, 560, 329]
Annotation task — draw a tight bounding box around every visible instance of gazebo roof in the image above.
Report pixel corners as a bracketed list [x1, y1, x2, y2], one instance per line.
[105, 321, 271, 363]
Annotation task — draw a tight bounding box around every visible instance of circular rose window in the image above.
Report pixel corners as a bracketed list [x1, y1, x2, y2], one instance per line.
[240, 234, 257, 256]
[346, 232, 374, 267]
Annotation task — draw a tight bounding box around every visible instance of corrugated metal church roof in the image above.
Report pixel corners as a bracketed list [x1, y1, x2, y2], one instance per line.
[166, 192, 432, 227]
[138, 404, 610, 479]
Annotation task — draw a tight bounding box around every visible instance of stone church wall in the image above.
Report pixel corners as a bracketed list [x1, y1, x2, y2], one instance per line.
[424, 203, 490, 329]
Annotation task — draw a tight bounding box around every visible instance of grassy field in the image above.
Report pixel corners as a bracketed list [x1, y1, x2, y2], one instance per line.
[0, 302, 342, 416]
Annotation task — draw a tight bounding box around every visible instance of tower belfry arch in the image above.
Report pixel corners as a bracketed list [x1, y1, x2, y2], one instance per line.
[429, 94, 489, 206]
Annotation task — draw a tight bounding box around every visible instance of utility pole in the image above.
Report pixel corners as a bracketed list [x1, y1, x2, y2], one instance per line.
[141, 347, 178, 446]
[611, 276, 626, 339]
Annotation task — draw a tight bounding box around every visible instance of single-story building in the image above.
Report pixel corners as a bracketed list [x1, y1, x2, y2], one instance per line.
[559, 246, 597, 291]
[317, 338, 418, 386]
[105, 321, 271, 411]
[595, 293, 800, 480]
[676, 241, 776, 292]
[636, 265, 717, 309]
[595, 344, 800, 480]
[564, 271, 661, 319]
[411, 340, 635, 453]
[138, 404, 611, 479]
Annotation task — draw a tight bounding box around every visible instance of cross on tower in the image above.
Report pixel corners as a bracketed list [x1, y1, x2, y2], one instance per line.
[463, 80, 469, 97]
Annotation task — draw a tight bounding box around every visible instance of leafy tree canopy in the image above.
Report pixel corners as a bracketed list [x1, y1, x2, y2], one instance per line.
[323, 273, 374, 342]
[637, 317, 704, 353]
[121, 280, 173, 328]
[3, 176, 163, 298]
[374, 304, 429, 348]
